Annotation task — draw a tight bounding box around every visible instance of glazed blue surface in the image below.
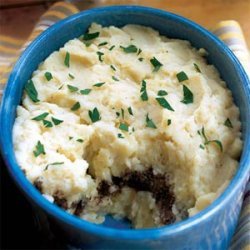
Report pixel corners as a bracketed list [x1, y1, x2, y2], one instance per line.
[0, 6, 250, 250]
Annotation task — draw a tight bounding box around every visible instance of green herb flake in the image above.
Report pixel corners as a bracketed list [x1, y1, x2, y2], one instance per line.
[84, 41, 91, 47]
[132, 127, 135, 132]
[33, 141, 46, 157]
[80, 89, 91, 95]
[97, 51, 104, 62]
[24, 80, 40, 103]
[199, 126, 223, 152]
[58, 85, 64, 90]
[156, 97, 174, 111]
[43, 120, 53, 128]
[194, 63, 201, 73]
[93, 82, 105, 87]
[138, 57, 144, 62]
[150, 57, 163, 72]
[181, 85, 193, 104]
[32, 112, 49, 121]
[76, 139, 84, 143]
[71, 102, 81, 111]
[157, 90, 168, 96]
[112, 76, 119, 81]
[109, 45, 115, 51]
[98, 41, 108, 47]
[205, 140, 223, 152]
[199, 144, 205, 150]
[69, 136, 73, 140]
[44, 72, 53, 81]
[176, 71, 188, 82]
[51, 162, 64, 165]
[120, 45, 138, 53]
[119, 123, 129, 132]
[167, 119, 171, 126]
[88, 107, 101, 123]
[68, 73, 75, 79]
[140, 80, 148, 101]
[110, 65, 116, 71]
[224, 118, 233, 128]
[116, 112, 120, 118]
[121, 108, 125, 119]
[64, 52, 70, 67]
[118, 133, 124, 139]
[83, 31, 100, 41]
[67, 85, 79, 92]
[128, 107, 133, 116]
[45, 161, 64, 170]
[52, 117, 63, 126]
[137, 48, 142, 55]
[146, 114, 157, 129]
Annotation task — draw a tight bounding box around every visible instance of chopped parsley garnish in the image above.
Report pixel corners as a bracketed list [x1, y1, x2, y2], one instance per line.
[68, 73, 75, 79]
[116, 112, 120, 118]
[43, 120, 53, 128]
[138, 57, 144, 62]
[93, 82, 105, 87]
[157, 90, 168, 96]
[69, 136, 73, 140]
[150, 57, 163, 72]
[121, 108, 125, 119]
[119, 123, 129, 132]
[132, 127, 135, 132]
[224, 118, 233, 128]
[33, 141, 45, 157]
[120, 45, 138, 53]
[45, 161, 64, 170]
[176, 71, 188, 82]
[32, 112, 49, 121]
[76, 139, 84, 143]
[80, 89, 91, 95]
[181, 85, 193, 104]
[128, 107, 133, 116]
[71, 102, 80, 111]
[51, 117, 63, 126]
[98, 41, 108, 47]
[109, 45, 115, 51]
[44, 72, 53, 81]
[137, 48, 142, 55]
[140, 80, 148, 101]
[67, 85, 79, 92]
[64, 52, 70, 67]
[199, 127, 223, 152]
[167, 119, 171, 126]
[194, 63, 201, 73]
[112, 76, 119, 81]
[110, 65, 116, 71]
[118, 133, 124, 138]
[88, 107, 101, 123]
[199, 144, 205, 150]
[83, 31, 100, 41]
[25, 80, 39, 103]
[84, 41, 91, 47]
[146, 114, 157, 129]
[58, 85, 64, 90]
[97, 51, 104, 62]
[156, 97, 174, 111]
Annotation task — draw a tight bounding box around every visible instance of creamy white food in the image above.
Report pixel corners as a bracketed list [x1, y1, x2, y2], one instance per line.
[13, 23, 242, 228]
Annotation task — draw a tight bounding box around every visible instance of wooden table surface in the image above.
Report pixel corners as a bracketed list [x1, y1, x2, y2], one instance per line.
[1, 0, 250, 47]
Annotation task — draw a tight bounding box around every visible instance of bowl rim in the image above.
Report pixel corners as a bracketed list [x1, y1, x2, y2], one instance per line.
[1, 5, 250, 240]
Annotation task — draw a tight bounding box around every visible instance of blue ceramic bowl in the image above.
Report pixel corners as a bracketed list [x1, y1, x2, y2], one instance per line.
[0, 6, 249, 250]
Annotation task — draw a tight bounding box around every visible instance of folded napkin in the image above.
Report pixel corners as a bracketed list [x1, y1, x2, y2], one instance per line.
[0, 2, 249, 249]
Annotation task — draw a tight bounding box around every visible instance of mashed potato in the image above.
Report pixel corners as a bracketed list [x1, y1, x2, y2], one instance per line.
[13, 23, 242, 228]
